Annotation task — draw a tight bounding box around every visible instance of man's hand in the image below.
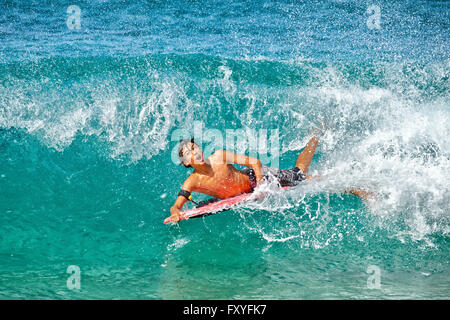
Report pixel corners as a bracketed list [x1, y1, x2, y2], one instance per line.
[220, 150, 264, 184]
[170, 206, 181, 222]
[169, 177, 194, 223]
[170, 212, 181, 222]
[252, 159, 264, 185]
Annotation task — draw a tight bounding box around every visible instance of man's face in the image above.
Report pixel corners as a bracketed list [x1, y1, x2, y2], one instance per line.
[182, 142, 204, 166]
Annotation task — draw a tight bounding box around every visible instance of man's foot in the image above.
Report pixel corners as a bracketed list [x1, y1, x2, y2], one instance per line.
[309, 117, 333, 138]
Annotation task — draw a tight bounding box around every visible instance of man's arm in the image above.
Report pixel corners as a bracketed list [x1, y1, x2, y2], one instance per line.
[219, 150, 264, 183]
[170, 177, 195, 222]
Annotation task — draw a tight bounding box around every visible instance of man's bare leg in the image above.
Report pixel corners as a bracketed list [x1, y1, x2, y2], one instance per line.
[294, 132, 376, 203]
[347, 188, 377, 202]
[301, 179, 376, 202]
[295, 136, 319, 174]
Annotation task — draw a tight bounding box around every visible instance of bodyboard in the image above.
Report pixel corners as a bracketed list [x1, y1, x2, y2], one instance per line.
[164, 186, 291, 223]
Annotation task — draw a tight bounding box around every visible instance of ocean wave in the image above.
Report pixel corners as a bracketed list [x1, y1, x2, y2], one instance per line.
[0, 54, 449, 247]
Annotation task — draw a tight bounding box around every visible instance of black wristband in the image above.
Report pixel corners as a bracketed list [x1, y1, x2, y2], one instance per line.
[178, 189, 191, 200]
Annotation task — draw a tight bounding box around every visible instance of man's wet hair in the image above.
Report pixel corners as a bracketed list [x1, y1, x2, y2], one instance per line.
[178, 137, 195, 168]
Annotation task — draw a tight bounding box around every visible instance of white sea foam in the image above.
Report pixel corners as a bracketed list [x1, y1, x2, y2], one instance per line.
[234, 62, 449, 245]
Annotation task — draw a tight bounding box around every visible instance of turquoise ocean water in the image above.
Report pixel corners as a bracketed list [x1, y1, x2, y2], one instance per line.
[0, 0, 449, 299]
